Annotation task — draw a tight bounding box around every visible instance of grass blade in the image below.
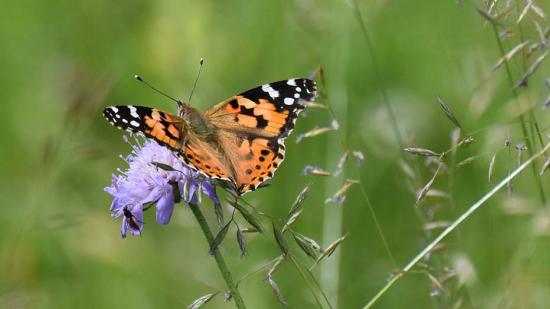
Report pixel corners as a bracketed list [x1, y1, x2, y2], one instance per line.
[437, 96, 462, 129]
[209, 220, 231, 255]
[362, 142, 550, 308]
[187, 292, 218, 309]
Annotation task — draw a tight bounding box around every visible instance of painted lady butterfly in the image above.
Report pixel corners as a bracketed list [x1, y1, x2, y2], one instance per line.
[103, 78, 317, 195]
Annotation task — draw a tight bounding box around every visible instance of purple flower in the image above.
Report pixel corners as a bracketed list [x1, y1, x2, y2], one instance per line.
[105, 138, 220, 238]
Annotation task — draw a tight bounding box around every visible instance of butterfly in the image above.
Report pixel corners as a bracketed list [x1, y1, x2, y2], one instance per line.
[103, 78, 317, 195]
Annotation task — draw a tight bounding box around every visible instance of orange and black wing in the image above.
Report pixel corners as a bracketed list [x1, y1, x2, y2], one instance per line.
[103, 105, 233, 182]
[103, 105, 185, 151]
[204, 78, 317, 194]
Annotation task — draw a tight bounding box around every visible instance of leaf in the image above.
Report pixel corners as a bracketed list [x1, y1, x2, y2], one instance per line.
[293, 232, 321, 260]
[303, 165, 332, 176]
[214, 202, 224, 228]
[281, 209, 303, 233]
[488, 154, 496, 182]
[288, 184, 310, 215]
[272, 222, 289, 256]
[352, 150, 365, 167]
[492, 41, 529, 71]
[475, 7, 502, 26]
[240, 227, 260, 233]
[334, 151, 349, 176]
[425, 189, 449, 198]
[227, 199, 264, 233]
[325, 179, 359, 205]
[531, 3, 547, 19]
[457, 136, 474, 148]
[236, 229, 247, 258]
[437, 96, 462, 129]
[534, 21, 549, 47]
[268, 255, 285, 277]
[209, 220, 231, 255]
[267, 276, 288, 308]
[416, 163, 442, 205]
[514, 51, 549, 88]
[296, 126, 335, 143]
[456, 156, 479, 168]
[425, 271, 445, 292]
[423, 221, 451, 231]
[187, 292, 218, 309]
[404, 147, 440, 157]
[516, 1, 531, 24]
[310, 235, 346, 270]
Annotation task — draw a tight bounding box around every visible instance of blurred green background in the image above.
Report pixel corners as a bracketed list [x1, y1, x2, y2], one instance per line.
[1, 0, 550, 308]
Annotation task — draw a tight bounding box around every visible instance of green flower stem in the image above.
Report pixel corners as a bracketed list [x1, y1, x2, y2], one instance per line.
[189, 203, 246, 309]
[362, 142, 550, 308]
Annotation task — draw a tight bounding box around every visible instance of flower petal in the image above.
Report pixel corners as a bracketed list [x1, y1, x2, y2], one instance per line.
[201, 182, 220, 205]
[155, 184, 175, 224]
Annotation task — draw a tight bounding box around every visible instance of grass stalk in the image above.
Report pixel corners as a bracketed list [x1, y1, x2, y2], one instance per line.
[320, 75, 396, 268]
[489, 20, 547, 204]
[350, 0, 403, 148]
[189, 203, 246, 309]
[289, 255, 333, 309]
[362, 141, 550, 308]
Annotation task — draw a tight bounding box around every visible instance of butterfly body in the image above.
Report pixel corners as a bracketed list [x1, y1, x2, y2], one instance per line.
[104, 78, 316, 195]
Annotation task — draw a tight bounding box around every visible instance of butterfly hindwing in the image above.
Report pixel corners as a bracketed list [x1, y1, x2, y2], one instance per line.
[180, 134, 233, 182]
[214, 131, 287, 194]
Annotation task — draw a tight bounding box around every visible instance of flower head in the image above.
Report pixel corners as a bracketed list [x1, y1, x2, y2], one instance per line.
[105, 137, 220, 238]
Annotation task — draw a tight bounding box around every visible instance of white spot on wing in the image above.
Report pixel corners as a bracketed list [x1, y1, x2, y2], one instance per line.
[122, 119, 128, 124]
[294, 93, 300, 98]
[110, 106, 119, 113]
[296, 87, 301, 92]
[128, 106, 140, 119]
[262, 84, 279, 98]
[287, 79, 296, 86]
[130, 120, 140, 127]
[284, 98, 294, 105]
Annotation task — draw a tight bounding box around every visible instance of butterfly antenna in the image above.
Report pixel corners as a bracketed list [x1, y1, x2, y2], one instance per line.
[188, 58, 204, 104]
[134, 75, 183, 107]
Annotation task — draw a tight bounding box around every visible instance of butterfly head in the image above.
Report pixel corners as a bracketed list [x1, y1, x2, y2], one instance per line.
[176, 100, 187, 118]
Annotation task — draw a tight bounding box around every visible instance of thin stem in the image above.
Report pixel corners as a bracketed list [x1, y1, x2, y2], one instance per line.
[362, 142, 550, 308]
[351, 0, 403, 148]
[289, 255, 333, 309]
[489, 21, 547, 204]
[189, 203, 246, 309]
[322, 77, 396, 267]
[355, 171, 397, 265]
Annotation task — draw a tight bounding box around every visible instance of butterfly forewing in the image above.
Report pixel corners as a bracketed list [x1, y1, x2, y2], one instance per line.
[103, 105, 234, 182]
[103, 105, 185, 151]
[204, 78, 317, 139]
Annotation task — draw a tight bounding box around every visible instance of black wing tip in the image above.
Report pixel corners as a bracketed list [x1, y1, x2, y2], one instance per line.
[102, 105, 146, 132]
